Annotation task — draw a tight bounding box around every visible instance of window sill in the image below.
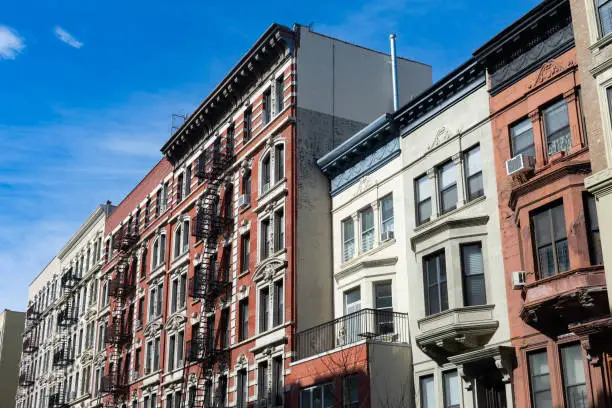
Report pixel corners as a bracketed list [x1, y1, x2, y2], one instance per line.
[148, 264, 166, 283]
[589, 32, 612, 51]
[254, 178, 288, 213]
[257, 248, 287, 265]
[414, 195, 486, 233]
[237, 270, 250, 279]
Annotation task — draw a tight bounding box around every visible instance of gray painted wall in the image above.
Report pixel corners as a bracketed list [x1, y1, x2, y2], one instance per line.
[294, 25, 432, 332]
[368, 342, 414, 408]
[0, 310, 25, 408]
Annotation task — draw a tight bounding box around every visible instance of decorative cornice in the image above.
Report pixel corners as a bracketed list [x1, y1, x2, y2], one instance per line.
[411, 215, 489, 248]
[336, 254, 398, 282]
[585, 167, 612, 198]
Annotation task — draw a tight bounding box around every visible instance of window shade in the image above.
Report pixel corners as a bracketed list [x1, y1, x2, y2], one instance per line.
[439, 162, 456, 189]
[417, 176, 431, 200]
[465, 146, 481, 177]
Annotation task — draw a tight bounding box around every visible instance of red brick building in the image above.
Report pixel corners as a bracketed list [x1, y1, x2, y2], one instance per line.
[94, 23, 431, 408]
[474, 1, 612, 406]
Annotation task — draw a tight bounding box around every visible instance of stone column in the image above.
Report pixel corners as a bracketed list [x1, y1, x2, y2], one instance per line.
[427, 168, 439, 221]
[529, 109, 547, 166]
[453, 153, 466, 208]
[372, 200, 380, 247]
[564, 88, 585, 151]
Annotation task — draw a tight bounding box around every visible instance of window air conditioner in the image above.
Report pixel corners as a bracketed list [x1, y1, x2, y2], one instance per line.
[381, 230, 395, 242]
[512, 271, 526, 289]
[238, 194, 250, 209]
[506, 154, 535, 176]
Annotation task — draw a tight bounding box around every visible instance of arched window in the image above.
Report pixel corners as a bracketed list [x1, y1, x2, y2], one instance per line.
[182, 219, 189, 251]
[224, 186, 233, 219]
[261, 153, 271, 194]
[174, 224, 183, 259]
[152, 234, 166, 269]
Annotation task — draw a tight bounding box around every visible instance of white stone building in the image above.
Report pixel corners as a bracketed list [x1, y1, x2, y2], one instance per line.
[16, 204, 112, 408]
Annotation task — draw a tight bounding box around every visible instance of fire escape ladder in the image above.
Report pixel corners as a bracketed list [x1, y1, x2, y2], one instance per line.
[186, 135, 234, 408]
[103, 223, 139, 404]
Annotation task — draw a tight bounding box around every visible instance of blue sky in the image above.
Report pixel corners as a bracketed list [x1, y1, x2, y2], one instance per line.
[0, 0, 539, 311]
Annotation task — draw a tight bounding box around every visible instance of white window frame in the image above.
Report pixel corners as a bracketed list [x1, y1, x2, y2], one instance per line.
[173, 219, 190, 259]
[169, 272, 187, 314]
[151, 233, 166, 270]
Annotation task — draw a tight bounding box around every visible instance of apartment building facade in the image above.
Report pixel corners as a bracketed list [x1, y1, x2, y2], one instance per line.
[1, 309, 26, 408]
[474, 0, 612, 406]
[306, 57, 513, 408]
[95, 23, 431, 408]
[16, 204, 110, 408]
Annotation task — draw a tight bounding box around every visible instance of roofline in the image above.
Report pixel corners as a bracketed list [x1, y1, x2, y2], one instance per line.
[473, 0, 567, 59]
[57, 205, 110, 260]
[29, 256, 60, 287]
[317, 113, 394, 173]
[160, 23, 294, 156]
[302, 25, 432, 69]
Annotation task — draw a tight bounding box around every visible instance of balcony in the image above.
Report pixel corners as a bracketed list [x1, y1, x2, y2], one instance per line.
[19, 371, 34, 387]
[416, 305, 499, 363]
[520, 266, 609, 334]
[105, 321, 132, 345]
[22, 336, 39, 354]
[293, 309, 409, 361]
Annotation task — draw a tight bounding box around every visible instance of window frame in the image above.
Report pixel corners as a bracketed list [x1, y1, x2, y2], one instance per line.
[460, 242, 487, 307]
[597, 0, 612, 38]
[560, 343, 588, 408]
[510, 117, 536, 158]
[542, 98, 572, 157]
[531, 201, 569, 278]
[238, 298, 249, 341]
[423, 250, 448, 316]
[528, 349, 553, 408]
[464, 144, 484, 201]
[584, 193, 603, 265]
[259, 286, 270, 333]
[342, 217, 355, 262]
[359, 206, 374, 253]
[380, 194, 394, 240]
[438, 160, 458, 215]
[415, 174, 432, 226]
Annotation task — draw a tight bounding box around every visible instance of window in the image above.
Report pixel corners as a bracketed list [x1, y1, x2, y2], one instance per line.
[241, 233, 250, 272]
[528, 350, 552, 408]
[152, 394, 157, 408]
[438, 161, 457, 214]
[177, 174, 183, 203]
[423, 250, 448, 315]
[168, 334, 176, 371]
[258, 361, 269, 399]
[155, 189, 162, 217]
[275, 144, 285, 181]
[584, 194, 603, 265]
[145, 340, 152, 374]
[145, 199, 151, 225]
[416, 175, 432, 225]
[374, 282, 393, 334]
[185, 165, 191, 196]
[342, 218, 355, 262]
[237, 369, 248, 408]
[461, 243, 486, 306]
[599, 0, 612, 37]
[344, 287, 361, 342]
[275, 76, 284, 113]
[532, 202, 569, 277]
[464, 145, 484, 201]
[244, 107, 252, 141]
[166, 394, 173, 408]
[220, 309, 229, 349]
[343, 375, 358, 408]
[154, 337, 160, 371]
[243, 171, 252, 201]
[238, 298, 249, 341]
[360, 207, 374, 253]
[420, 375, 435, 408]
[263, 88, 271, 125]
[188, 386, 196, 408]
[261, 218, 271, 260]
[380, 195, 394, 240]
[443, 371, 460, 408]
[135, 347, 141, 377]
[345, 287, 361, 315]
[272, 356, 283, 405]
[544, 99, 571, 156]
[259, 287, 269, 333]
[217, 375, 227, 407]
[273, 280, 284, 327]
[300, 383, 334, 408]
[149, 282, 163, 319]
[262, 154, 271, 194]
[511, 118, 536, 158]
[274, 208, 285, 252]
[170, 273, 186, 315]
[152, 234, 166, 269]
[560, 344, 587, 408]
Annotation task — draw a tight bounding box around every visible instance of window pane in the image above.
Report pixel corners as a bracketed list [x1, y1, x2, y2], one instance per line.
[345, 288, 361, 314]
[417, 175, 432, 200]
[374, 283, 392, 310]
[343, 376, 359, 408]
[440, 185, 458, 213]
[511, 118, 536, 157]
[439, 161, 456, 189]
[461, 244, 486, 306]
[443, 370, 461, 408]
[465, 146, 481, 177]
[561, 344, 588, 408]
[418, 199, 432, 224]
[552, 205, 567, 241]
[534, 211, 552, 246]
[529, 351, 552, 408]
[556, 240, 570, 273]
[361, 207, 374, 253]
[600, 1, 612, 36]
[544, 100, 571, 155]
[467, 173, 484, 200]
[420, 376, 435, 408]
[585, 195, 603, 265]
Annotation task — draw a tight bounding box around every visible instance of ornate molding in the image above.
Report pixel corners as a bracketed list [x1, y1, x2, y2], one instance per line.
[427, 126, 460, 151]
[144, 321, 163, 337]
[253, 258, 287, 283]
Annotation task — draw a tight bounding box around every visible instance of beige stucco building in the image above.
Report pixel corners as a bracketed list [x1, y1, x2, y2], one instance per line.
[1, 309, 26, 408]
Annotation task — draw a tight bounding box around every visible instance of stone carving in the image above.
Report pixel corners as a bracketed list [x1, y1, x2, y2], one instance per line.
[144, 321, 163, 337]
[165, 314, 187, 331]
[353, 176, 373, 198]
[529, 60, 564, 89]
[237, 354, 248, 367]
[427, 126, 457, 151]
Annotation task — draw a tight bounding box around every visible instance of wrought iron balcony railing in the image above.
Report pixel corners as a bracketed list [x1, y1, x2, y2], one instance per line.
[293, 309, 409, 361]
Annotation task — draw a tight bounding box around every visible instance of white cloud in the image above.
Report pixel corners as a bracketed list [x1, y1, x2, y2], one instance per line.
[0, 25, 25, 59]
[54, 26, 83, 49]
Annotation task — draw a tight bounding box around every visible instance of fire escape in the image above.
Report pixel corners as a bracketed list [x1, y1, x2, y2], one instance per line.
[188, 136, 234, 408]
[101, 223, 138, 406]
[49, 269, 80, 408]
[18, 302, 40, 390]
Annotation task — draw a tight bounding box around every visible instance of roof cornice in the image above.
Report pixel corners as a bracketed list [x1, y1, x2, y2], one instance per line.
[161, 23, 295, 164]
[57, 205, 108, 260]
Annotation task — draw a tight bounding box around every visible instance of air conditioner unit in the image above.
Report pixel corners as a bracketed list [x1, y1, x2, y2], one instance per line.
[238, 194, 250, 209]
[512, 271, 527, 289]
[262, 182, 270, 194]
[381, 230, 395, 242]
[506, 154, 535, 176]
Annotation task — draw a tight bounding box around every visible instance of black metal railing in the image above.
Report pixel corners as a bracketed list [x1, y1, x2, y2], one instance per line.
[60, 271, 80, 290]
[105, 321, 132, 345]
[26, 303, 40, 322]
[112, 225, 139, 251]
[19, 370, 34, 387]
[293, 309, 409, 361]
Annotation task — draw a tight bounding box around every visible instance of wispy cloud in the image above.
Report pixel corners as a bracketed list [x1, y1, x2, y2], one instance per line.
[0, 25, 25, 59]
[54, 26, 83, 49]
[0, 90, 200, 310]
